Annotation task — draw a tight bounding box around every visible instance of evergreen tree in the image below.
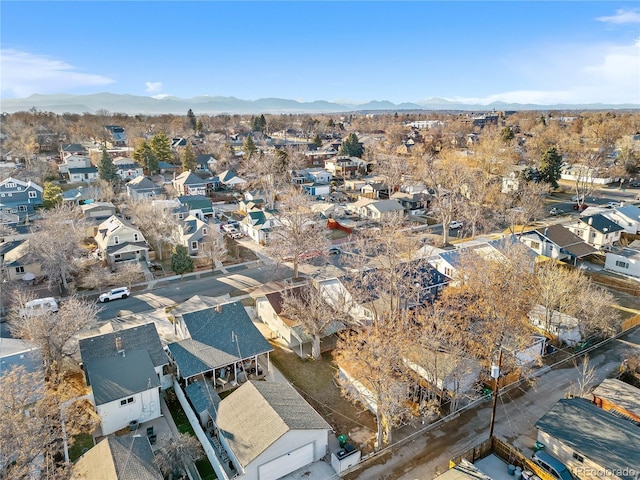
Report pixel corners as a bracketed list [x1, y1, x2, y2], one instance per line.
[339, 132, 364, 158]
[312, 134, 323, 149]
[538, 146, 563, 189]
[195, 119, 204, 135]
[98, 148, 119, 185]
[149, 133, 174, 165]
[133, 140, 158, 174]
[181, 142, 197, 172]
[42, 182, 63, 209]
[186, 109, 197, 131]
[501, 126, 515, 143]
[251, 115, 267, 133]
[243, 135, 257, 160]
[171, 244, 194, 276]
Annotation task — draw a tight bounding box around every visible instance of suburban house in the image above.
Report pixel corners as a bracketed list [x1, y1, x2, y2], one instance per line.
[302, 182, 332, 197]
[176, 195, 215, 220]
[360, 182, 390, 200]
[0, 239, 41, 282]
[80, 201, 116, 221]
[360, 199, 405, 221]
[58, 154, 92, 175]
[560, 163, 617, 185]
[535, 398, 640, 480]
[604, 204, 640, 234]
[165, 301, 273, 390]
[527, 304, 582, 347]
[591, 379, 640, 424]
[68, 166, 99, 183]
[62, 186, 96, 205]
[72, 435, 162, 480]
[0, 177, 43, 220]
[217, 169, 247, 189]
[255, 284, 346, 357]
[195, 153, 218, 172]
[390, 191, 431, 215]
[604, 247, 640, 278]
[295, 168, 333, 184]
[113, 156, 144, 180]
[104, 125, 128, 147]
[126, 176, 163, 200]
[240, 209, 280, 245]
[177, 214, 216, 255]
[212, 380, 332, 480]
[570, 214, 624, 249]
[323, 156, 368, 178]
[94, 215, 150, 267]
[157, 161, 180, 174]
[60, 143, 88, 159]
[501, 165, 529, 193]
[79, 322, 169, 436]
[172, 171, 212, 196]
[519, 224, 597, 265]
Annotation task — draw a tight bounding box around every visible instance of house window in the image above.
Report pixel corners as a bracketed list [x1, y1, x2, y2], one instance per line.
[572, 452, 584, 463]
[114, 236, 119, 245]
[615, 260, 629, 269]
[530, 241, 540, 250]
[15, 266, 24, 273]
[202, 228, 208, 236]
[18, 205, 27, 212]
[6, 182, 15, 188]
[133, 233, 139, 241]
[120, 397, 134, 406]
[191, 241, 198, 250]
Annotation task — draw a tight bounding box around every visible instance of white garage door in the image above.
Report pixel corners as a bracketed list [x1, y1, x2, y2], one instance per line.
[258, 442, 314, 480]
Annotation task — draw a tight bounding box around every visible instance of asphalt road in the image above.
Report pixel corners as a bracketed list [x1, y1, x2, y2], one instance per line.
[96, 263, 293, 320]
[346, 326, 640, 480]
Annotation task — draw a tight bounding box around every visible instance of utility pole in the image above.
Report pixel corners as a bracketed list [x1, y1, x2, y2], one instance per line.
[488, 348, 503, 439]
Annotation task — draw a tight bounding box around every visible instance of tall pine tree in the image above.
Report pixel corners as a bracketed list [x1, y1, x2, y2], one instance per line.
[133, 140, 158, 174]
[98, 148, 119, 185]
[181, 142, 196, 172]
[539, 146, 563, 189]
[171, 244, 194, 277]
[186, 109, 197, 131]
[149, 133, 174, 165]
[339, 132, 364, 158]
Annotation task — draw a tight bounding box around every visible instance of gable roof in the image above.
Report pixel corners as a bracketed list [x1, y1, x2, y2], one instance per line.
[0, 176, 43, 192]
[166, 301, 272, 379]
[196, 153, 217, 165]
[185, 379, 221, 418]
[579, 214, 625, 234]
[614, 204, 640, 222]
[535, 398, 640, 479]
[79, 322, 168, 368]
[366, 199, 404, 214]
[62, 143, 87, 153]
[532, 224, 598, 257]
[217, 381, 330, 467]
[176, 195, 214, 213]
[84, 349, 160, 405]
[127, 176, 156, 189]
[72, 436, 161, 480]
[592, 378, 640, 420]
[174, 171, 206, 185]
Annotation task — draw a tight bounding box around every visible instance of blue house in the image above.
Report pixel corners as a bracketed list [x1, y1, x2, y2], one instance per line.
[0, 177, 43, 221]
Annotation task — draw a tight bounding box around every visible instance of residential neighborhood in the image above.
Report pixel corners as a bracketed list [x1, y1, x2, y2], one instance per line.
[1, 107, 640, 480]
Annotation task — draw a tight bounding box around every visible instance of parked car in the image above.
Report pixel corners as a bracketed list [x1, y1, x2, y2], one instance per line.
[19, 297, 58, 317]
[549, 207, 562, 216]
[449, 221, 463, 230]
[99, 287, 131, 303]
[531, 451, 574, 480]
[222, 224, 237, 233]
[571, 194, 585, 202]
[606, 201, 621, 209]
[629, 181, 640, 187]
[328, 246, 342, 255]
[573, 203, 588, 211]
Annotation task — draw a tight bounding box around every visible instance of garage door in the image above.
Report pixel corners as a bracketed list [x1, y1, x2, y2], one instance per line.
[258, 443, 314, 480]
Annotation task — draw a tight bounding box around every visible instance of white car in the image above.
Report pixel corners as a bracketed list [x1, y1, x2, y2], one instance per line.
[449, 221, 463, 230]
[572, 194, 585, 202]
[99, 287, 130, 303]
[606, 201, 621, 209]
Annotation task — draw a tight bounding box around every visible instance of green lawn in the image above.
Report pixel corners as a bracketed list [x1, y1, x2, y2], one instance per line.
[164, 389, 195, 435]
[195, 458, 217, 480]
[68, 433, 94, 461]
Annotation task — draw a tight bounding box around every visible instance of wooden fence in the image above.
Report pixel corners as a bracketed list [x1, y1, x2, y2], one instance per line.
[621, 314, 640, 332]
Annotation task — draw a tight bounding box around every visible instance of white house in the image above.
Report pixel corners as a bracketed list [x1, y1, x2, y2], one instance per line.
[68, 167, 99, 183]
[113, 156, 144, 180]
[94, 215, 149, 266]
[215, 381, 333, 480]
[79, 323, 169, 436]
[570, 214, 624, 249]
[605, 204, 640, 234]
[240, 209, 280, 245]
[528, 304, 582, 347]
[604, 247, 640, 278]
[59, 154, 91, 174]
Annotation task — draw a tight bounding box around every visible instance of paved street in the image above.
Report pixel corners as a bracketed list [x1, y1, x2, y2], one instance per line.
[346, 327, 640, 480]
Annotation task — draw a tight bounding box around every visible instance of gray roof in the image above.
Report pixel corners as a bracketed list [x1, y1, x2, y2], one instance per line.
[0, 349, 43, 376]
[85, 349, 160, 405]
[74, 436, 161, 480]
[68, 167, 98, 174]
[185, 379, 221, 419]
[533, 224, 597, 257]
[126, 176, 157, 190]
[79, 322, 168, 368]
[615, 204, 640, 221]
[217, 381, 331, 467]
[166, 301, 272, 379]
[592, 378, 640, 419]
[579, 214, 625, 234]
[535, 398, 640, 480]
[367, 199, 404, 213]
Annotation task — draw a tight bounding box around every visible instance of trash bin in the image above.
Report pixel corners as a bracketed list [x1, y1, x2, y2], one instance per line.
[508, 464, 516, 476]
[337, 434, 348, 448]
[515, 466, 522, 480]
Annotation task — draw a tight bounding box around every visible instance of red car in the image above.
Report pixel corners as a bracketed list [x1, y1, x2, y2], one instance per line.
[573, 203, 588, 211]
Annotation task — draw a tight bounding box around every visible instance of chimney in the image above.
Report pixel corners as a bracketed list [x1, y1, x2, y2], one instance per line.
[216, 304, 222, 313]
[544, 228, 549, 237]
[588, 217, 593, 225]
[115, 336, 123, 354]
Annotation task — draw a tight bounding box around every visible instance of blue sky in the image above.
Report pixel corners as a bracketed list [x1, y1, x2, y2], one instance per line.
[1, 1, 639, 105]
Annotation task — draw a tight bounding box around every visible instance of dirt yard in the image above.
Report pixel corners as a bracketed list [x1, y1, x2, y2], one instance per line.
[268, 343, 377, 452]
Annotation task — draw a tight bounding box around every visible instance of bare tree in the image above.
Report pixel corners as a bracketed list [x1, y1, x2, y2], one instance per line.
[28, 204, 86, 292]
[280, 282, 347, 360]
[9, 295, 101, 374]
[126, 199, 179, 260]
[77, 261, 111, 292]
[198, 224, 228, 271]
[114, 261, 143, 289]
[568, 356, 597, 398]
[153, 432, 204, 479]
[267, 189, 330, 280]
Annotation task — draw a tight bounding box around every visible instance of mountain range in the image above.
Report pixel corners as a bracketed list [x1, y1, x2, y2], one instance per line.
[1, 93, 638, 115]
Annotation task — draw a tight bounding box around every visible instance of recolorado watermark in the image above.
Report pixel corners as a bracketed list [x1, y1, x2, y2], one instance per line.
[574, 466, 639, 479]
